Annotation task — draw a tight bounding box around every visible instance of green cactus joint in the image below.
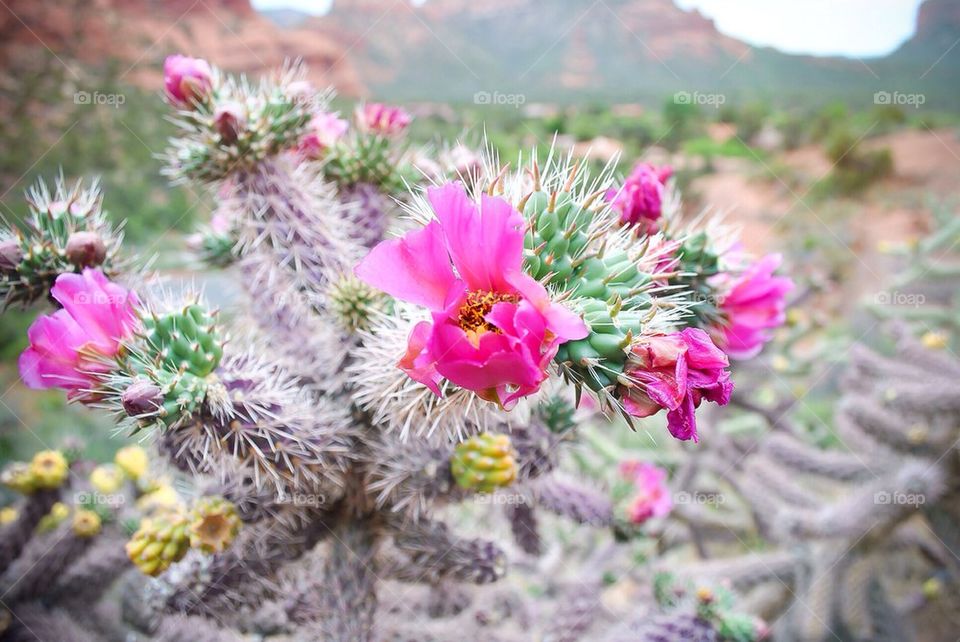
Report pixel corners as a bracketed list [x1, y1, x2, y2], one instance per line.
[323, 134, 405, 192]
[328, 273, 387, 333]
[668, 231, 723, 328]
[126, 512, 191, 577]
[142, 304, 224, 377]
[450, 432, 518, 493]
[538, 394, 577, 433]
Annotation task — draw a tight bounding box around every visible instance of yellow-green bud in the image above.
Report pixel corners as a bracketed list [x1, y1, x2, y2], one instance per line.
[450, 432, 518, 493]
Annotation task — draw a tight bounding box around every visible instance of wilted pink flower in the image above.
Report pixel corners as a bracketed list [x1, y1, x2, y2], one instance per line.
[356, 103, 411, 136]
[620, 461, 672, 524]
[710, 253, 794, 359]
[163, 55, 213, 107]
[19, 269, 140, 401]
[213, 101, 245, 144]
[608, 162, 673, 234]
[355, 182, 587, 408]
[620, 328, 732, 442]
[299, 112, 349, 159]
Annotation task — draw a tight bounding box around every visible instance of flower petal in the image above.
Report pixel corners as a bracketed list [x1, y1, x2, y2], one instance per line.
[355, 221, 456, 310]
[429, 182, 524, 293]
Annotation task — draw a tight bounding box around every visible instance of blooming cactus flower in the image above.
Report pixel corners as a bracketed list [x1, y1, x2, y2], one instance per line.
[355, 182, 588, 407]
[355, 103, 411, 136]
[19, 269, 140, 401]
[620, 461, 672, 524]
[711, 253, 794, 359]
[608, 162, 673, 234]
[299, 112, 349, 159]
[163, 55, 213, 107]
[620, 328, 732, 442]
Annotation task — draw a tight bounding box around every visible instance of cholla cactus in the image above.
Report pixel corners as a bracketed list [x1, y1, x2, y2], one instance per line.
[0, 176, 123, 308]
[619, 210, 960, 641]
[0, 443, 226, 639]
[0, 56, 792, 641]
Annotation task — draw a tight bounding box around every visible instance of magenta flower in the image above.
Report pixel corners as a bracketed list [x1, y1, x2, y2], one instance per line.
[620, 328, 732, 442]
[163, 55, 213, 107]
[711, 253, 794, 359]
[608, 162, 673, 234]
[19, 270, 140, 401]
[355, 182, 588, 408]
[620, 461, 672, 524]
[299, 112, 349, 159]
[356, 103, 411, 136]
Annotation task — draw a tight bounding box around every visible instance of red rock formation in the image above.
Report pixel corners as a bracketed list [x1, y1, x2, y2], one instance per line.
[914, 0, 960, 41]
[0, 0, 363, 95]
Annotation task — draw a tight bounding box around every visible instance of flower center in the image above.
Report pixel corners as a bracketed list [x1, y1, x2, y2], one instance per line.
[458, 290, 518, 335]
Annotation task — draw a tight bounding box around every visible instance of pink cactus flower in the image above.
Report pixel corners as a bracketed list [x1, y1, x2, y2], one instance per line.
[356, 103, 411, 136]
[19, 270, 140, 401]
[620, 328, 732, 442]
[608, 162, 673, 234]
[711, 253, 794, 360]
[620, 461, 672, 524]
[355, 181, 588, 408]
[299, 112, 349, 159]
[163, 55, 213, 107]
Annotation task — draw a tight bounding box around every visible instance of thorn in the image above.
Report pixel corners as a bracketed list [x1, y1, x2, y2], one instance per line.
[547, 191, 557, 213]
[563, 159, 581, 193]
[531, 161, 541, 192]
[487, 164, 510, 196]
[609, 295, 623, 317]
[582, 188, 606, 211]
[517, 191, 533, 212]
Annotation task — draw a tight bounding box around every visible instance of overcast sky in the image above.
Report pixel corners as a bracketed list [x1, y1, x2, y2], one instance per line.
[251, 0, 923, 58]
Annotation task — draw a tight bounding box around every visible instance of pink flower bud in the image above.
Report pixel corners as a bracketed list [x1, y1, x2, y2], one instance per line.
[164, 55, 213, 107]
[355, 103, 411, 136]
[299, 112, 349, 159]
[121, 379, 164, 417]
[65, 231, 107, 268]
[0, 239, 22, 272]
[214, 101, 245, 144]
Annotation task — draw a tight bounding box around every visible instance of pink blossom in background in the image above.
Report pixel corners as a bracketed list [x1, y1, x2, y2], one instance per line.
[163, 55, 213, 107]
[299, 112, 349, 159]
[620, 328, 733, 442]
[608, 162, 673, 234]
[355, 181, 587, 408]
[620, 461, 673, 524]
[356, 103, 412, 136]
[19, 270, 140, 401]
[711, 253, 794, 359]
